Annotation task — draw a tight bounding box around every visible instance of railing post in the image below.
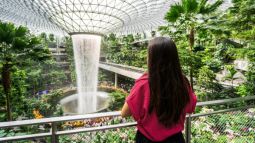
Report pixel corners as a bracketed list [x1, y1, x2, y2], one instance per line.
[51, 123, 58, 143]
[185, 114, 192, 143]
[115, 73, 118, 88]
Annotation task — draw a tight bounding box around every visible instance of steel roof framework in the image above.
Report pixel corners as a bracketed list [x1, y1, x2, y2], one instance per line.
[0, 0, 231, 35]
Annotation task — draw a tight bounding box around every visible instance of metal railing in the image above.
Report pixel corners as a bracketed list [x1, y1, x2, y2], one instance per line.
[0, 96, 255, 143]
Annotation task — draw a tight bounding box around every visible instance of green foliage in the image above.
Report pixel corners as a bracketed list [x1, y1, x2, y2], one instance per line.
[109, 90, 128, 111]
[0, 22, 51, 120]
[165, 5, 184, 22]
[225, 65, 237, 80]
[0, 129, 28, 142]
[49, 34, 55, 42]
[9, 69, 29, 119]
[39, 33, 48, 43]
[0, 22, 50, 63]
[227, 0, 255, 41]
[197, 66, 215, 88]
[0, 22, 70, 121]
[192, 107, 255, 143]
[164, 0, 224, 30]
[0, 1, 254, 142]
[24, 90, 64, 119]
[214, 43, 236, 63]
[93, 128, 135, 143]
[64, 36, 76, 84]
[23, 59, 68, 95]
[165, 0, 223, 23]
[162, 0, 225, 88]
[98, 70, 114, 86]
[101, 0, 255, 103]
[242, 44, 255, 96]
[103, 34, 147, 68]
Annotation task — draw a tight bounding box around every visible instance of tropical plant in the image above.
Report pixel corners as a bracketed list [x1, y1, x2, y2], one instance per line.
[225, 0, 255, 97]
[24, 90, 63, 119]
[226, 0, 255, 41]
[197, 66, 216, 100]
[224, 65, 237, 88]
[57, 36, 75, 87]
[162, 0, 224, 88]
[108, 90, 128, 110]
[49, 34, 55, 42]
[104, 34, 148, 69]
[0, 22, 50, 121]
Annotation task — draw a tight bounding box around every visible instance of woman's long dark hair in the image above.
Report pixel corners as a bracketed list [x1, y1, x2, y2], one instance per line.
[148, 37, 190, 127]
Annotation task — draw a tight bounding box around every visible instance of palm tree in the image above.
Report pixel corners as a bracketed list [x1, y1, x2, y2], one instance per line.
[0, 22, 50, 121]
[164, 0, 224, 88]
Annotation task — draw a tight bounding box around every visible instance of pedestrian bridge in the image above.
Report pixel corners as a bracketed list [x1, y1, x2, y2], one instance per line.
[99, 62, 144, 80]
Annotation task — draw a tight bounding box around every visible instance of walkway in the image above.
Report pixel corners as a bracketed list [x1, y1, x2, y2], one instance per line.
[99, 62, 144, 79]
[99, 62, 242, 87]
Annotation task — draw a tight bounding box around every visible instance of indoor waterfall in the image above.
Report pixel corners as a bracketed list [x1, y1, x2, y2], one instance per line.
[71, 34, 101, 114]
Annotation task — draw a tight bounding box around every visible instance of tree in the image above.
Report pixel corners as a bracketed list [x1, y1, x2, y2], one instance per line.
[224, 0, 255, 97]
[39, 33, 48, 44]
[163, 0, 224, 88]
[197, 66, 216, 100]
[49, 34, 55, 42]
[64, 36, 76, 84]
[0, 22, 50, 121]
[227, 0, 255, 41]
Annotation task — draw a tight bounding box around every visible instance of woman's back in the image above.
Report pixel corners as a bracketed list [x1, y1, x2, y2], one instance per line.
[122, 37, 197, 142]
[126, 73, 196, 142]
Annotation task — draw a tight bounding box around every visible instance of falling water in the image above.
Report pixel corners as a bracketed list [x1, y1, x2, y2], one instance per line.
[72, 34, 101, 114]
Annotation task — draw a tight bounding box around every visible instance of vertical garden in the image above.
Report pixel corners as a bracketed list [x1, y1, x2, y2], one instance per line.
[0, 23, 76, 122]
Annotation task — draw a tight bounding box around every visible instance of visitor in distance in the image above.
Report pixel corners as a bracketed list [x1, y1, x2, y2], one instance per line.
[121, 37, 197, 143]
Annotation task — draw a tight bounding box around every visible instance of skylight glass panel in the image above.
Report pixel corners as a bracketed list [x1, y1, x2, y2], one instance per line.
[0, 0, 232, 35]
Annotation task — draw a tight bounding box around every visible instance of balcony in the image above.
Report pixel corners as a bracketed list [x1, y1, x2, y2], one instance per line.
[1, 96, 254, 143]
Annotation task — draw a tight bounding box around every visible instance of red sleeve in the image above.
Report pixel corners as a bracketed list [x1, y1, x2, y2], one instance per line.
[125, 83, 145, 121]
[186, 87, 197, 114]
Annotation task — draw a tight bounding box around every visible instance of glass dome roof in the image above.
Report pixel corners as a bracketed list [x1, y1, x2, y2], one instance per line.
[0, 0, 231, 35]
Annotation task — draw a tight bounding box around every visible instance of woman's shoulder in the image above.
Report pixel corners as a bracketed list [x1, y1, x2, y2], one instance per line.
[129, 73, 149, 97]
[135, 73, 148, 83]
[133, 73, 149, 90]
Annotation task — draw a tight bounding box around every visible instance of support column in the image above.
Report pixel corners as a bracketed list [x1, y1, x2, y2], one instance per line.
[114, 73, 118, 88]
[51, 123, 58, 143]
[185, 114, 191, 143]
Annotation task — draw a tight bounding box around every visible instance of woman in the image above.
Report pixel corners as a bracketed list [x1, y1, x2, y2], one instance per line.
[121, 37, 197, 143]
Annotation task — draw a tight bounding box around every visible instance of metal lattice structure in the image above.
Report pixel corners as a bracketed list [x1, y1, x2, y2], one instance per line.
[0, 0, 232, 35]
[0, 0, 64, 35]
[0, 0, 177, 35]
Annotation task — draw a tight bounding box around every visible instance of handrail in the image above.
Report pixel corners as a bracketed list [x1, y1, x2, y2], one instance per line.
[56, 122, 137, 136]
[1, 96, 254, 128]
[0, 96, 254, 142]
[0, 133, 51, 142]
[196, 95, 255, 107]
[1, 105, 254, 142]
[191, 105, 255, 118]
[0, 111, 120, 128]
